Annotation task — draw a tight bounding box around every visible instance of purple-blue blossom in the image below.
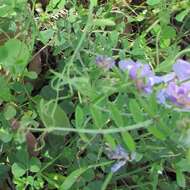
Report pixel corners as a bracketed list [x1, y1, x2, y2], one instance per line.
[157, 81, 190, 109]
[111, 160, 127, 173]
[173, 59, 190, 81]
[118, 60, 152, 79]
[95, 55, 115, 70]
[107, 145, 129, 160]
[106, 145, 136, 173]
[95, 56, 190, 109]
[118, 59, 159, 93]
[157, 59, 190, 109]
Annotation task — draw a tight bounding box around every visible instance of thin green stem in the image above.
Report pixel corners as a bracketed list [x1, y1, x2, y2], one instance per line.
[28, 119, 153, 134]
[174, 48, 190, 60]
[101, 172, 113, 190]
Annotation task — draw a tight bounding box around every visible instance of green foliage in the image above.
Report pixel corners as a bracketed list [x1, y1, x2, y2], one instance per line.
[0, 0, 190, 189]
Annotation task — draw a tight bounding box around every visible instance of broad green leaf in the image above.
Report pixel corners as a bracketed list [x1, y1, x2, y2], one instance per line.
[47, 0, 66, 11]
[109, 102, 124, 127]
[104, 134, 116, 149]
[0, 128, 12, 143]
[176, 10, 189, 22]
[90, 105, 104, 128]
[4, 104, 16, 120]
[0, 76, 12, 102]
[60, 167, 88, 190]
[90, 0, 97, 6]
[137, 96, 154, 117]
[72, 77, 96, 98]
[129, 99, 143, 122]
[148, 126, 166, 141]
[0, 39, 30, 76]
[39, 29, 55, 44]
[38, 99, 70, 134]
[176, 159, 190, 172]
[147, 0, 161, 6]
[121, 132, 136, 151]
[75, 105, 89, 142]
[176, 168, 186, 188]
[42, 173, 65, 189]
[0, 46, 8, 60]
[75, 105, 84, 128]
[24, 71, 38, 79]
[93, 19, 115, 27]
[161, 25, 176, 39]
[12, 163, 26, 178]
[0, 4, 14, 17]
[29, 157, 41, 173]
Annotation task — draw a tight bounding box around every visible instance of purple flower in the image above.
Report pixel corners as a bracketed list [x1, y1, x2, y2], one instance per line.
[156, 72, 176, 83]
[157, 89, 167, 105]
[173, 59, 190, 81]
[106, 145, 136, 173]
[118, 59, 135, 72]
[155, 59, 190, 84]
[118, 60, 152, 79]
[111, 160, 127, 173]
[157, 81, 190, 109]
[119, 60, 157, 93]
[107, 145, 129, 160]
[95, 55, 115, 70]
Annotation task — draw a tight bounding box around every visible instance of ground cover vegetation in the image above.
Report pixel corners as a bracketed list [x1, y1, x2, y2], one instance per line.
[0, 0, 190, 189]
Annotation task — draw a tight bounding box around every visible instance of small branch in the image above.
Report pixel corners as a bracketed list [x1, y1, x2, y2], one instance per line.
[28, 119, 153, 135]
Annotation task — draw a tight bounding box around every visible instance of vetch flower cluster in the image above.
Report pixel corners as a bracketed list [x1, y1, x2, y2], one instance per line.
[95, 56, 190, 110]
[118, 60, 162, 94]
[157, 59, 190, 110]
[95, 55, 115, 70]
[106, 145, 136, 173]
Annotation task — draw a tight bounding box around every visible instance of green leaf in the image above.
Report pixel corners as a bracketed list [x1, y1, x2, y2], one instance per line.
[39, 29, 55, 44]
[75, 105, 89, 142]
[38, 99, 70, 134]
[90, 0, 97, 6]
[129, 99, 143, 122]
[121, 132, 136, 151]
[0, 76, 12, 102]
[75, 105, 84, 128]
[72, 77, 96, 98]
[24, 71, 38, 79]
[4, 104, 16, 120]
[47, 0, 66, 11]
[176, 10, 189, 22]
[0, 39, 30, 76]
[176, 159, 190, 172]
[12, 163, 26, 178]
[161, 25, 176, 39]
[104, 134, 116, 149]
[0, 4, 14, 17]
[148, 126, 166, 141]
[90, 105, 104, 128]
[109, 102, 124, 127]
[147, 0, 161, 6]
[0, 128, 12, 143]
[93, 19, 115, 27]
[0, 46, 8, 60]
[60, 167, 88, 190]
[29, 157, 41, 173]
[176, 168, 186, 188]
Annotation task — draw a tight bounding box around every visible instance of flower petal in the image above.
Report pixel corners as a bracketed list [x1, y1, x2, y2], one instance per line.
[173, 59, 190, 81]
[111, 160, 127, 173]
[95, 55, 115, 69]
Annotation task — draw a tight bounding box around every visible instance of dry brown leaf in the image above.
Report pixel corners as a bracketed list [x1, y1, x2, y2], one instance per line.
[26, 132, 39, 157]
